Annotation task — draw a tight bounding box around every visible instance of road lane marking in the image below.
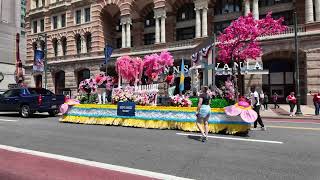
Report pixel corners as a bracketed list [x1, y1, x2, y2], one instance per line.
[176, 133, 283, 144]
[0, 119, 19, 122]
[0, 144, 194, 180]
[267, 125, 320, 131]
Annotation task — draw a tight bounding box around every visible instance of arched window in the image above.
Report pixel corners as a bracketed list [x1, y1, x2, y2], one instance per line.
[77, 69, 90, 86]
[177, 3, 195, 22]
[85, 33, 92, 52]
[61, 37, 67, 56]
[40, 40, 45, 51]
[52, 38, 58, 57]
[55, 71, 65, 94]
[75, 34, 81, 54]
[144, 11, 155, 27]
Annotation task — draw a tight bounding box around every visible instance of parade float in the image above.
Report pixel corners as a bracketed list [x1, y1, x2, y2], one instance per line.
[60, 12, 286, 135]
[60, 50, 251, 135]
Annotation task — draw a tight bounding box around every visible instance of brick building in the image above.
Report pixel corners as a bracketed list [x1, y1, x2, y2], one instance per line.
[25, 0, 320, 104]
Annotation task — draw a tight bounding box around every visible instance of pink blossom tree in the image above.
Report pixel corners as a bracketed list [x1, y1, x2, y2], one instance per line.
[217, 12, 287, 101]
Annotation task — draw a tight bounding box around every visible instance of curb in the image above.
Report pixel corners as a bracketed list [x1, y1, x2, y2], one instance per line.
[261, 116, 320, 120]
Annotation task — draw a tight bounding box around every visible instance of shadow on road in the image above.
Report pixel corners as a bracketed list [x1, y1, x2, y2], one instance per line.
[0, 113, 51, 119]
[187, 135, 202, 142]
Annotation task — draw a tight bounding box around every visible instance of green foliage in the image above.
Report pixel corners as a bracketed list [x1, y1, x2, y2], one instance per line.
[190, 97, 232, 108]
[80, 93, 98, 104]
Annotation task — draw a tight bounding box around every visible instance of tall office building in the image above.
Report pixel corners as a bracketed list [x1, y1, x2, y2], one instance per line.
[0, 0, 27, 90]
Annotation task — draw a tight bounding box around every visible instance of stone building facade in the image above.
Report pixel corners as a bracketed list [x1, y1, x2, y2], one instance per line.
[25, 0, 320, 104]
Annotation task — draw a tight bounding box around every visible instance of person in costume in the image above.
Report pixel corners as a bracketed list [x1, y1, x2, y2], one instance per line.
[196, 86, 211, 142]
[96, 73, 107, 104]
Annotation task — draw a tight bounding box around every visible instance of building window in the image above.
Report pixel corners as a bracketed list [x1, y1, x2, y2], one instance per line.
[77, 69, 90, 86]
[116, 19, 122, 32]
[215, 0, 241, 15]
[85, 33, 92, 52]
[53, 16, 58, 29]
[76, 10, 81, 24]
[33, 20, 37, 33]
[52, 38, 58, 57]
[214, 20, 232, 34]
[61, 37, 67, 56]
[40, 19, 44, 32]
[176, 27, 195, 41]
[75, 34, 81, 54]
[85, 7, 90, 22]
[144, 33, 155, 45]
[259, 0, 292, 7]
[61, 14, 66, 27]
[144, 12, 155, 27]
[177, 3, 195, 22]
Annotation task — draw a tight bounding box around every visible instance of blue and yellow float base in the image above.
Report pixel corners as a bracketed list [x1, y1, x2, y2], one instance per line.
[60, 104, 250, 135]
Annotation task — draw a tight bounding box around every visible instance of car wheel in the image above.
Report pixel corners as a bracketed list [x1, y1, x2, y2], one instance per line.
[20, 105, 31, 118]
[48, 110, 59, 117]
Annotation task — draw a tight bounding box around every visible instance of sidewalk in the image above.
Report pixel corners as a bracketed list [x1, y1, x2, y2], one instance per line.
[260, 104, 320, 120]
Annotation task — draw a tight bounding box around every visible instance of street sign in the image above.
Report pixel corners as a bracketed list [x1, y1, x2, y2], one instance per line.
[117, 102, 136, 117]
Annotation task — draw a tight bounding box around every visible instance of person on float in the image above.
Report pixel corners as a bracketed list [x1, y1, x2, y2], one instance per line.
[312, 91, 320, 115]
[96, 73, 107, 104]
[196, 86, 212, 142]
[286, 91, 297, 117]
[250, 86, 266, 130]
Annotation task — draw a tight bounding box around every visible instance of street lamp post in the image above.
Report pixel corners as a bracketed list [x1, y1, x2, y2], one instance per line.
[294, 11, 302, 115]
[37, 33, 48, 89]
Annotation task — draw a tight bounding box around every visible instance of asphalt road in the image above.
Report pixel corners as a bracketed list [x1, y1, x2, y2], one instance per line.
[0, 113, 319, 180]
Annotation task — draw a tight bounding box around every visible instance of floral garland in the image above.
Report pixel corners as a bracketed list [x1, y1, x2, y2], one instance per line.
[79, 78, 97, 94]
[170, 94, 192, 107]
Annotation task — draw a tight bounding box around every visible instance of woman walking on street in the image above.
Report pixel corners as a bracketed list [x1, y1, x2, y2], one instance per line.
[273, 92, 279, 109]
[196, 86, 211, 142]
[287, 92, 297, 117]
[250, 86, 266, 130]
[260, 91, 265, 111]
[313, 91, 320, 115]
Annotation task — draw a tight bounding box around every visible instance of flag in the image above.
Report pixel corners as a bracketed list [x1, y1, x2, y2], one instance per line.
[33, 50, 44, 72]
[104, 44, 113, 64]
[179, 59, 185, 93]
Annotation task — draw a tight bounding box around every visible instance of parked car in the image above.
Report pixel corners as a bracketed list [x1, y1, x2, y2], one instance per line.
[0, 88, 65, 118]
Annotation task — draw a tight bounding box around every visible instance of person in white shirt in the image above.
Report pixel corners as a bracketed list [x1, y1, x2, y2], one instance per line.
[250, 86, 265, 130]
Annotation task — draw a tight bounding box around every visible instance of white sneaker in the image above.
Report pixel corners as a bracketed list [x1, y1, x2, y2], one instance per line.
[261, 127, 267, 131]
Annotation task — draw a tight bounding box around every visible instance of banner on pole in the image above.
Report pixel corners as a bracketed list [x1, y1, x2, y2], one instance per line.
[33, 50, 44, 72]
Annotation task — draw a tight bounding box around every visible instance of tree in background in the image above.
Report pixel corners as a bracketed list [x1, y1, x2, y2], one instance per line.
[217, 12, 287, 101]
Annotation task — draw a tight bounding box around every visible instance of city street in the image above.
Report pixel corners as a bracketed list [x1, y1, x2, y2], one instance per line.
[0, 113, 319, 180]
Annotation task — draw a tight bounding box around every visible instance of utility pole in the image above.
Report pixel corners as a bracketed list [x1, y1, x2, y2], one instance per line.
[37, 33, 48, 89]
[294, 11, 302, 115]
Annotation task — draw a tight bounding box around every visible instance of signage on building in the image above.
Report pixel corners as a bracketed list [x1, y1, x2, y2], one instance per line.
[215, 61, 267, 75]
[117, 102, 136, 117]
[164, 65, 190, 75]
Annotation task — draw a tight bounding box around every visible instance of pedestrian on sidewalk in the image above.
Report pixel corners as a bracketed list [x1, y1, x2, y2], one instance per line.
[260, 90, 265, 111]
[286, 92, 297, 117]
[196, 86, 211, 142]
[273, 92, 279, 109]
[264, 93, 269, 110]
[313, 91, 320, 115]
[250, 86, 265, 130]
